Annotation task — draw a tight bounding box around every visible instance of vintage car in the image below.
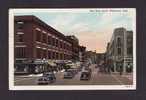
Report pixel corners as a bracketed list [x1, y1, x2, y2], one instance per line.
[37, 73, 56, 85]
[80, 70, 91, 80]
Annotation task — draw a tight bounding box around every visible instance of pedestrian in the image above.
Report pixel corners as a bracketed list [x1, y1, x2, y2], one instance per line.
[119, 65, 123, 75]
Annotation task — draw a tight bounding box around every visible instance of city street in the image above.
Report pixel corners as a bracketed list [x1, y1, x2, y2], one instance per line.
[14, 64, 132, 85]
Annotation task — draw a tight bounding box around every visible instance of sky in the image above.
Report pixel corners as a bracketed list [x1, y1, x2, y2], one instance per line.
[14, 9, 135, 53]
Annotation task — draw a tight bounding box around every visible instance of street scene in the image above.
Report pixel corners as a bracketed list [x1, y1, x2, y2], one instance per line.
[15, 64, 132, 85]
[11, 9, 135, 86]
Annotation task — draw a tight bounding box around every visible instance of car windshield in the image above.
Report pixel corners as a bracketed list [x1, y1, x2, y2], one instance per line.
[48, 77, 53, 80]
[43, 73, 54, 76]
[38, 77, 46, 81]
[64, 72, 72, 75]
[81, 73, 89, 77]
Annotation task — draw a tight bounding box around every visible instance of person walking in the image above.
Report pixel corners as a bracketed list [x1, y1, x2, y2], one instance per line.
[119, 65, 123, 75]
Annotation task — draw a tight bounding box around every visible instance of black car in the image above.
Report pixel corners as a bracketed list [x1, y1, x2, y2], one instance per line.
[37, 75, 56, 84]
[64, 71, 74, 79]
[80, 71, 91, 80]
[43, 72, 56, 81]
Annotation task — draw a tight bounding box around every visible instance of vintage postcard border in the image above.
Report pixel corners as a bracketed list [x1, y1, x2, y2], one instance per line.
[9, 8, 136, 90]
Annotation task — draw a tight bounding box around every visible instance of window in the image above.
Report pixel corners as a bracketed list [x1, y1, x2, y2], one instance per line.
[127, 37, 132, 43]
[16, 34, 24, 42]
[17, 21, 24, 30]
[43, 50, 47, 58]
[15, 47, 26, 58]
[56, 52, 58, 59]
[60, 53, 63, 59]
[117, 37, 121, 47]
[127, 36, 133, 47]
[64, 54, 66, 60]
[64, 43, 66, 49]
[51, 52, 54, 59]
[127, 36, 133, 55]
[62, 42, 64, 49]
[42, 34, 47, 43]
[52, 38, 55, 46]
[58, 40, 60, 48]
[48, 51, 51, 59]
[117, 48, 121, 55]
[48, 36, 52, 45]
[127, 47, 133, 55]
[60, 41, 62, 48]
[36, 30, 41, 42]
[36, 48, 41, 58]
[56, 39, 58, 47]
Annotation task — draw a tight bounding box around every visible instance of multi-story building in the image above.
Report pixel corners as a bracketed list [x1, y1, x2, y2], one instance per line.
[14, 15, 79, 73]
[85, 51, 97, 64]
[79, 46, 86, 62]
[96, 53, 105, 65]
[106, 27, 133, 73]
[66, 35, 79, 61]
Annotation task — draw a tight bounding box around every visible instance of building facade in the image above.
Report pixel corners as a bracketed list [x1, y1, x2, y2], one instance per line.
[85, 51, 97, 64]
[106, 27, 133, 73]
[14, 15, 80, 73]
[79, 46, 86, 62]
[66, 35, 80, 61]
[96, 53, 106, 65]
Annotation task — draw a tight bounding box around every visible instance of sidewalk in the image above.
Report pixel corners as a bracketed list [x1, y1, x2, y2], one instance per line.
[111, 72, 133, 81]
[15, 70, 65, 78]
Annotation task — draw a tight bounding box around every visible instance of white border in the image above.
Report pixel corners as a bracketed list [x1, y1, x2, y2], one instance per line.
[9, 8, 136, 90]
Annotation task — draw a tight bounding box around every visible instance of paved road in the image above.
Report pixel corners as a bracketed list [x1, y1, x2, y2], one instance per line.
[14, 64, 132, 85]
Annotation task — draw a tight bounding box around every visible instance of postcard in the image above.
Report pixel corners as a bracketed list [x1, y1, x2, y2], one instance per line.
[9, 8, 136, 90]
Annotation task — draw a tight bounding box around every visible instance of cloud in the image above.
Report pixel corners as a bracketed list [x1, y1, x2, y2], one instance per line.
[14, 10, 134, 53]
[48, 14, 79, 35]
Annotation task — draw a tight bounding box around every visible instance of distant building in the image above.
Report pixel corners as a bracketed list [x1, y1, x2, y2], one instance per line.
[106, 27, 133, 73]
[85, 51, 97, 64]
[79, 46, 86, 62]
[66, 35, 79, 61]
[96, 53, 106, 64]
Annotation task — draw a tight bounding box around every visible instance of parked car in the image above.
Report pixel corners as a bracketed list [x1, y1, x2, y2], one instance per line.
[68, 68, 78, 74]
[80, 71, 91, 80]
[43, 72, 56, 82]
[37, 76, 55, 85]
[43, 72, 56, 79]
[37, 77, 48, 84]
[82, 67, 91, 73]
[64, 71, 74, 79]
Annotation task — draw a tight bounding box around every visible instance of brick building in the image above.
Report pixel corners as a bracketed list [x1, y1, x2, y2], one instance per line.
[14, 15, 80, 73]
[66, 35, 80, 61]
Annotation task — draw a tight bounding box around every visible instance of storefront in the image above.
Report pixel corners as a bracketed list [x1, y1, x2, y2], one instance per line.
[14, 62, 45, 74]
